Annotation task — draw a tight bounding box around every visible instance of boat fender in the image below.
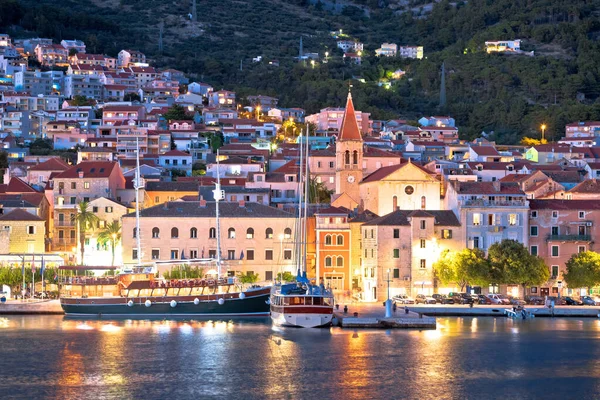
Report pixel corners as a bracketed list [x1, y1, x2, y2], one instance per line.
[218, 298, 225, 305]
[194, 298, 200, 305]
[145, 300, 151, 307]
[239, 292, 246, 299]
[127, 300, 133, 307]
[170, 300, 177, 308]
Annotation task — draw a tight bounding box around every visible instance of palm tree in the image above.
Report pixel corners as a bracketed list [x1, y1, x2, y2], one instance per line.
[71, 201, 99, 265]
[97, 221, 122, 266]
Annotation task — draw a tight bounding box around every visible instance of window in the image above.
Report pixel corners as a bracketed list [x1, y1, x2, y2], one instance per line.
[105, 207, 113, 213]
[317, 161, 322, 168]
[579, 211, 585, 219]
[151, 249, 160, 260]
[227, 250, 235, 260]
[92, 206, 98, 213]
[325, 235, 332, 245]
[420, 220, 426, 230]
[551, 265, 559, 279]
[246, 228, 254, 239]
[265, 271, 273, 281]
[284, 250, 292, 260]
[421, 196, 426, 209]
[530, 245, 538, 256]
[473, 213, 481, 226]
[155, 196, 160, 203]
[329, 177, 334, 184]
[284, 228, 292, 239]
[266, 228, 273, 239]
[371, 249, 374, 258]
[420, 239, 426, 249]
[70, 197, 76, 205]
[208, 250, 217, 258]
[171, 249, 179, 259]
[84, 182, 90, 189]
[365, 249, 368, 258]
[265, 249, 273, 260]
[337, 235, 343, 246]
[370, 229, 374, 239]
[393, 229, 400, 238]
[488, 214, 495, 225]
[84, 197, 90, 203]
[190, 250, 198, 258]
[551, 245, 559, 257]
[442, 229, 452, 239]
[325, 257, 332, 267]
[473, 237, 480, 249]
[344, 150, 350, 165]
[420, 259, 426, 269]
[133, 228, 137, 238]
[209, 227, 216, 239]
[393, 269, 400, 279]
[552, 211, 558, 218]
[530, 211, 538, 218]
[171, 227, 179, 238]
[551, 226, 559, 236]
[190, 227, 197, 238]
[336, 257, 343, 267]
[152, 227, 160, 238]
[132, 249, 138, 260]
[405, 185, 414, 195]
[285, 190, 295, 198]
[228, 228, 235, 239]
[247, 250, 254, 260]
[508, 214, 518, 226]
[329, 162, 334, 168]
[530, 226, 538, 236]
[71, 182, 76, 189]
[27, 226, 35, 234]
[393, 249, 400, 258]
[353, 150, 358, 165]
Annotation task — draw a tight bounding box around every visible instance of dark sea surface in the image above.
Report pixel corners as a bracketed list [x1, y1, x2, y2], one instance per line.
[1, 316, 599, 399]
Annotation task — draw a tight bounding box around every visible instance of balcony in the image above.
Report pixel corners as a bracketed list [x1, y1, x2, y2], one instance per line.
[546, 234, 591, 242]
[461, 199, 528, 208]
[56, 220, 75, 227]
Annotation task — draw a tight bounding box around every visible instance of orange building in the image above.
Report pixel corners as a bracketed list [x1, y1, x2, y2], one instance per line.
[315, 207, 352, 292]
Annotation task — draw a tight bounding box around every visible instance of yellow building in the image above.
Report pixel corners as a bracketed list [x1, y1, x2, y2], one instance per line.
[0, 209, 46, 254]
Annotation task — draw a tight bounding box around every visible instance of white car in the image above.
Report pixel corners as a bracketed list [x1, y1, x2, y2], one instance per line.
[392, 294, 415, 304]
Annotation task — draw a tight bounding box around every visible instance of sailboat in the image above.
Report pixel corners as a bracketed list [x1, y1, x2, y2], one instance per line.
[59, 145, 271, 317]
[270, 129, 335, 328]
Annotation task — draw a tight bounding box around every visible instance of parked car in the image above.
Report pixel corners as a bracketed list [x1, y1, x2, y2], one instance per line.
[581, 296, 599, 306]
[564, 296, 583, 306]
[509, 297, 526, 307]
[526, 296, 545, 305]
[547, 296, 567, 306]
[486, 294, 505, 305]
[449, 292, 474, 305]
[477, 294, 492, 305]
[415, 294, 437, 304]
[432, 294, 455, 304]
[392, 294, 415, 305]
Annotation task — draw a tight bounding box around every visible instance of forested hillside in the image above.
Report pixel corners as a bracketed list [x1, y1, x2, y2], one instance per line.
[2, 0, 600, 142]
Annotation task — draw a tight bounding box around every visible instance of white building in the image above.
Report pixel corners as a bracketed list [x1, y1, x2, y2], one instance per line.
[375, 43, 397, 57]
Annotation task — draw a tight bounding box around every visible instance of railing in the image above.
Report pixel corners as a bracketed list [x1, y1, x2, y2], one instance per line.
[56, 221, 75, 227]
[546, 234, 591, 242]
[488, 226, 504, 233]
[461, 199, 527, 207]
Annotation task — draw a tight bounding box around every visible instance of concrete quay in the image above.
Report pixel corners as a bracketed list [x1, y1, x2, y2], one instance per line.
[0, 299, 64, 315]
[332, 304, 436, 329]
[403, 304, 600, 318]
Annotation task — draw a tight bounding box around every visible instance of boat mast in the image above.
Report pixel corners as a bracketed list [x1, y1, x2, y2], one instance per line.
[295, 130, 304, 275]
[303, 125, 310, 274]
[134, 136, 142, 268]
[213, 150, 224, 277]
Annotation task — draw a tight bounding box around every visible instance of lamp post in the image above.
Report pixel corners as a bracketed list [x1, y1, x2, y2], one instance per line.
[541, 123, 547, 142]
[384, 268, 392, 317]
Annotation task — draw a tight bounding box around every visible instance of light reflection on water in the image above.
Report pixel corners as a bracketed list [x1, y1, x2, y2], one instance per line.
[2, 316, 600, 399]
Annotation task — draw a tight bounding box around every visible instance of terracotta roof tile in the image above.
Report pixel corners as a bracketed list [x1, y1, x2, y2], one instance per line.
[0, 208, 43, 221]
[338, 93, 362, 141]
[54, 161, 118, 179]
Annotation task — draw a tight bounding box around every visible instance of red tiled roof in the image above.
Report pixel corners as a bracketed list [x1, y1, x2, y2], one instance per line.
[338, 93, 362, 141]
[470, 145, 500, 156]
[161, 150, 191, 157]
[54, 161, 118, 179]
[453, 181, 525, 195]
[103, 106, 144, 112]
[315, 206, 350, 215]
[530, 199, 600, 210]
[566, 121, 600, 128]
[28, 157, 70, 172]
[361, 161, 432, 183]
[6, 177, 39, 193]
[568, 179, 600, 194]
[0, 209, 43, 221]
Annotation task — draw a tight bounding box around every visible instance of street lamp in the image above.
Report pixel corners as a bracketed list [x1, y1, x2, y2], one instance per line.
[541, 123, 547, 141]
[384, 268, 392, 317]
[256, 105, 261, 121]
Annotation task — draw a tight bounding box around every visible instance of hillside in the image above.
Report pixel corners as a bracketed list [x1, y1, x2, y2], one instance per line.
[3, 0, 600, 142]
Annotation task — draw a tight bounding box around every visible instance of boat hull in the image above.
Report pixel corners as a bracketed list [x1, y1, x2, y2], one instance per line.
[270, 310, 333, 328]
[61, 288, 271, 317]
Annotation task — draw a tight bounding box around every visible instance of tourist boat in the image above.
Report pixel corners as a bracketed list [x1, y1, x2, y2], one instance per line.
[270, 129, 334, 328]
[60, 143, 270, 317]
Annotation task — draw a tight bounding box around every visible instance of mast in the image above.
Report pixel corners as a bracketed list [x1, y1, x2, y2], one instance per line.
[213, 150, 224, 277]
[303, 125, 310, 274]
[134, 136, 142, 267]
[295, 130, 304, 275]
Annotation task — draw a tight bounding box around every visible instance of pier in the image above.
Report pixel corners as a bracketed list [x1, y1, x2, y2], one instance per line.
[332, 304, 437, 329]
[0, 300, 64, 315]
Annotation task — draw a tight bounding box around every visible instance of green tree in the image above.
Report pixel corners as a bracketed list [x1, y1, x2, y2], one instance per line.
[0, 151, 8, 184]
[97, 221, 122, 266]
[163, 104, 192, 121]
[71, 201, 99, 265]
[70, 95, 94, 106]
[276, 271, 295, 282]
[308, 177, 332, 203]
[239, 271, 259, 287]
[563, 251, 600, 292]
[433, 248, 490, 291]
[124, 93, 141, 102]
[488, 239, 550, 294]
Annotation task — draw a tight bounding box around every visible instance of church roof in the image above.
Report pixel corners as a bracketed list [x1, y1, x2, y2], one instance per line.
[337, 93, 362, 142]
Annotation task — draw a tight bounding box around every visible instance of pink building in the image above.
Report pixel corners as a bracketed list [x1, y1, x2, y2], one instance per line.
[102, 105, 146, 125]
[565, 121, 600, 138]
[305, 106, 372, 135]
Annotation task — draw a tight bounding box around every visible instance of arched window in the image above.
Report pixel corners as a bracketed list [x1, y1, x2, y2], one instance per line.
[190, 227, 197, 238]
[209, 227, 216, 239]
[266, 228, 273, 239]
[344, 150, 350, 165]
[152, 227, 160, 238]
[421, 196, 426, 210]
[393, 195, 398, 211]
[133, 228, 137, 238]
[228, 228, 236, 239]
[325, 235, 332, 245]
[337, 257, 343, 267]
[284, 228, 292, 239]
[352, 150, 358, 165]
[171, 227, 179, 238]
[325, 256, 332, 267]
[246, 228, 254, 239]
[337, 235, 344, 246]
